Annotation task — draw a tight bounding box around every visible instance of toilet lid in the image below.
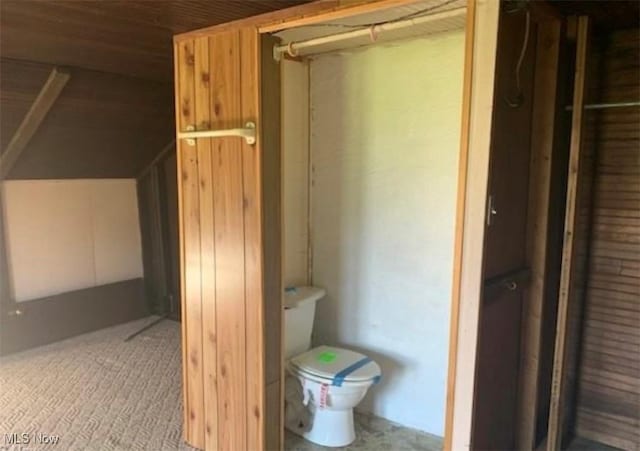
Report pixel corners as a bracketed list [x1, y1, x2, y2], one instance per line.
[289, 345, 381, 387]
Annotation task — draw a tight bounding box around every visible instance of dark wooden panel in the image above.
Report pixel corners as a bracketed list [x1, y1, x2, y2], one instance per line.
[0, 194, 13, 318]
[0, 278, 148, 355]
[1, 59, 174, 178]
[482, 9, 537, 279]
[472, 7, 537, 450]
[575, 28, 640, 451]
[1, 1, 308, 180]
[265, 380, 282, 451]
[0, 0, 309, 81]
[136, 145, 180, 321]
[473, 288, 524, 450]
[261, 33, 283, 451]
[554, 2, 640, 31]
[161, 151, 181, 321]
[138, 165, 173, 317]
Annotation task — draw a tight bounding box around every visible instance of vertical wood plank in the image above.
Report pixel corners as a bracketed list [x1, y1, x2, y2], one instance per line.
[194, 36, 219, 451]
[240, 27, 266, 451]
[210, 30, 247, 451]
[516, 18, 561, 450]
[259, 33, 283, 451]
[443, 0, 475, 449]
[547, 16, 590, 451]
[177, 39, 206, 449]
[172, 41, 189, 443]
[574, 28, 640, 451]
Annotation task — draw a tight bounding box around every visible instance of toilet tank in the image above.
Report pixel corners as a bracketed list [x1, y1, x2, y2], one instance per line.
[284, 286, 326, 359]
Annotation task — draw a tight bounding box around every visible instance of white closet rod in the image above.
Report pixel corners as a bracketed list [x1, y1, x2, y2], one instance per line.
[273, 6, 466, 60]
[565, 101, 640, 111]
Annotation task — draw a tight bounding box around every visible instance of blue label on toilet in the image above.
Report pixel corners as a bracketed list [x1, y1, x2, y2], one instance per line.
[332, 357, 373, 387]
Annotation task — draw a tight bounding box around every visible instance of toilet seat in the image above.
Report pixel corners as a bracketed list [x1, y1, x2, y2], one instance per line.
[289, 345, 381, 387]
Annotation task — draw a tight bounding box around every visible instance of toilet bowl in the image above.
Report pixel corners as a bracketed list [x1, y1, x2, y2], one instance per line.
[287, 345, 381, 447]
[284, 287, 382, 447]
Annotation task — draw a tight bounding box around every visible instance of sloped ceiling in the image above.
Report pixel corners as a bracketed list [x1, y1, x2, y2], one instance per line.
[1, 60, 175, 179]
[0, 0, 309, 179]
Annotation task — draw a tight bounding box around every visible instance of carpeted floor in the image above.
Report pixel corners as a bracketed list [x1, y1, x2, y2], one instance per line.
[0, 317, 194, 451]
[1, 317, 442, 451]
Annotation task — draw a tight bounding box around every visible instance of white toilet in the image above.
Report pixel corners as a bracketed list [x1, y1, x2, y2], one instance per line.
[284, 286, 381, 447]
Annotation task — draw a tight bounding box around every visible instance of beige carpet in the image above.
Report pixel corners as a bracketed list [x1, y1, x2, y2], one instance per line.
[1, 317, 443, 451]
[0, 317, 194, 451]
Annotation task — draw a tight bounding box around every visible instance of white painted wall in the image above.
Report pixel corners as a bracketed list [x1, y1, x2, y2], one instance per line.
[282, 60, 310, 288]
[2, 179, 143, 302]
[308, 32, 465, 435]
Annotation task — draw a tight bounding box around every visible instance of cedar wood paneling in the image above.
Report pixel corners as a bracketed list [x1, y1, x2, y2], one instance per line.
[574, 28, 640, 451]
[174, 28, 280, 450]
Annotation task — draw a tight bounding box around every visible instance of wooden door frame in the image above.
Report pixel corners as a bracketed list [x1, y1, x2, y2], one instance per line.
[174, 1, 501, 449]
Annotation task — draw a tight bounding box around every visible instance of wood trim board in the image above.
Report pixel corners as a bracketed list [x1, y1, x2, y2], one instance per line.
[546, 16, 590, 451]
[448, 0, 501, 449]
[443, 0, 476, 448]
[516, 16, 562, 450]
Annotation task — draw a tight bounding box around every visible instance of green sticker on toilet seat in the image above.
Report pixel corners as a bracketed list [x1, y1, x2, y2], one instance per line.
[317, 351, 337, 363]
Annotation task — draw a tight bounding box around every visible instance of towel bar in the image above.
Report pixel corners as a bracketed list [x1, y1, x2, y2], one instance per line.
[178, 122, 256, 145]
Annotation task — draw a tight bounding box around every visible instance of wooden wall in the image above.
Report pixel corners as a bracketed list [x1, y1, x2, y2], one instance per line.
[574, 28, 640, 450]
[0, 0, 309, 81]
[137, 148, 181, 319]
[174, 28, 281, 451]
[0, 59, 174, 179]
[0, 279, 148, 355]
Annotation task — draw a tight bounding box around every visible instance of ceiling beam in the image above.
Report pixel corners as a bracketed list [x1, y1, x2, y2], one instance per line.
[0, 67, 70, 179]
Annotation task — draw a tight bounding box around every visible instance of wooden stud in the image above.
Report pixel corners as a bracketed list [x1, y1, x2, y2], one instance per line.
[0, 67, 70, 178]
[443, 0, 476, 448]
[547, 16, 590, 451]
[516, 17, 562, 450]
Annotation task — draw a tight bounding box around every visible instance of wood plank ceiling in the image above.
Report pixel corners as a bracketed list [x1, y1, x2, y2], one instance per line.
[0, 0, 308, 178]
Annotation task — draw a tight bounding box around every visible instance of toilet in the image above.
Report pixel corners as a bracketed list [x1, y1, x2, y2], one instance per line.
[284, 286, 381, 448]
